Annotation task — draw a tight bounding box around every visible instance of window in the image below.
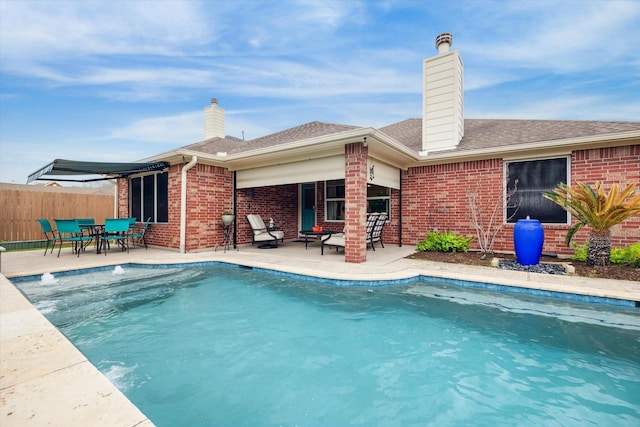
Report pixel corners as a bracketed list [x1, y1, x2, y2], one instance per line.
[506, 157, 568, 224]
[325, 179, 345, 221]
[367, 184, 390, 216]
[130, 172, 168, 223]
[324, 180, 391, 221]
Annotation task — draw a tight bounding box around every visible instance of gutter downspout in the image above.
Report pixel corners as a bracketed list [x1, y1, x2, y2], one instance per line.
[398, 169, 402, 247]
[232, 171, 237, 249]
[115, 180, 119, 218]
[180, 156, 198, 253]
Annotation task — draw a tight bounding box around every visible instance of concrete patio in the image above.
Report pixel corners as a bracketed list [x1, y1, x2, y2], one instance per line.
[2, 240, 639, 426]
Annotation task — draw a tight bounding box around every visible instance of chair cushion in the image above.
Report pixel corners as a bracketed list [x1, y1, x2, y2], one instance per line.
[371, 213, 387, 242]
[247, 215, 267, 235]
[254, 230, 284, 241]
[323, 234, 345, 247]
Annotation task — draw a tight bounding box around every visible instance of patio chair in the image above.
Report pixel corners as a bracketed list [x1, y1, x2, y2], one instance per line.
[365, 212, 380, 250]
[99, 218, 130, 255]
[54, 219, 94, 257]
[246, 214, 284, 247]
[37, 218, 60, 256]
[369, 212, 387, 250]
[75, 218, 95, 226]
[128, 217, 150, 249]
[320, 231, 344, 255]
[321, 213, 380, 255]
[127, 217, 137, 230]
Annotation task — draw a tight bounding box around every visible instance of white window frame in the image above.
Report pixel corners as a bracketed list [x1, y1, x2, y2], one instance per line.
[323, 180, 391, 222]
[325, 179, 345, 222]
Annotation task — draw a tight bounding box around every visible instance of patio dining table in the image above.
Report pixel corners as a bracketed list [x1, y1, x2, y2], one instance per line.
[78, 223, 104, 254]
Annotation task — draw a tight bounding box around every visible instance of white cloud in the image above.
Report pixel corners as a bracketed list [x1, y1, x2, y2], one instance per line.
[0, 1, 385, 102]
[226, 114, 276, 142]
[470, 92, 640, 122]
[462, 1, 640, 73]
[108, 111, 203, 144]
[0, 1, 212, 61]
[296, 0, 364, 28]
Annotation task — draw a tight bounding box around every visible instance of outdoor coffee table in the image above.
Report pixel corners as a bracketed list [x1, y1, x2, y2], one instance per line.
[299, 230, 337, 250]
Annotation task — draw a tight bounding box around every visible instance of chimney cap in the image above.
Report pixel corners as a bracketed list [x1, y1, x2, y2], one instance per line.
[211, 97, 219, 105]
[435, 33, 453, 52]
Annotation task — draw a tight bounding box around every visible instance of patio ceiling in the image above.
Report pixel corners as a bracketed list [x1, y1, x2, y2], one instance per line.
[27, 159, 169, 183]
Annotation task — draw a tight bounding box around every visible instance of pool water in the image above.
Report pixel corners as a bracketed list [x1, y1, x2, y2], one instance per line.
[16, 265, 640, 426]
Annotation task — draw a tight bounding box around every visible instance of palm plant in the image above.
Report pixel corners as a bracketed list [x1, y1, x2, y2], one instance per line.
[542, 182, 640, 266]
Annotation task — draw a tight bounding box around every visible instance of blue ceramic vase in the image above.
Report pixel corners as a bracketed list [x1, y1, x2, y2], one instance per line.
[513, 219, 544, 266]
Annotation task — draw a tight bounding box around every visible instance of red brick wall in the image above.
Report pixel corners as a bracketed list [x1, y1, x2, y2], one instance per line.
[385, 188, 400, 245]
[402, 144, 640, 256]
[568, 145, 640, 250]
[316, 181, 327, 228]
[235, 183, 299, 245]
[183, 164, 234, 251]
[120, 164, 233, 251]
[117, 178, 129, 218]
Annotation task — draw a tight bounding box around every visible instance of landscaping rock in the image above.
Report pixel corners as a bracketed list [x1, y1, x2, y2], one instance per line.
[498, 259, 566, 275]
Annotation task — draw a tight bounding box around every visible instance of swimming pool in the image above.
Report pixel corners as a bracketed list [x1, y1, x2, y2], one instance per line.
[16, 264, 640, 426]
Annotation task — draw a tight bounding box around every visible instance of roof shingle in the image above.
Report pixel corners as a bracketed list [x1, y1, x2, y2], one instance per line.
[182, 118, 640, 156]
[380, 119, 640, 152]
[182, 121, 360, 155]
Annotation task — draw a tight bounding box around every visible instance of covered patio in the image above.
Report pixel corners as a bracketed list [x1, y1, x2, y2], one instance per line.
[222, 134, 406, 263]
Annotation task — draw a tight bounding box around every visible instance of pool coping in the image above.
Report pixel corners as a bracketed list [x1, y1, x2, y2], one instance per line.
[0, 273, 155, 427]
[11, 260, 639, 308]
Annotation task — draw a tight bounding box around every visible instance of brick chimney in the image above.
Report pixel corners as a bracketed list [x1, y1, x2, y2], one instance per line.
[420, 33, 464, 155]
[204, 98, 225, 139]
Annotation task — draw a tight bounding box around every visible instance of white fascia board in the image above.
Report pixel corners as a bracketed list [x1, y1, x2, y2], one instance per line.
[232, 127, 374, 158]
[224, 127, 406, 171]
[138, 149, 227, 166]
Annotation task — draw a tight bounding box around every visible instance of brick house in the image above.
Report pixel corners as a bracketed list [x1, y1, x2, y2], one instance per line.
[115, 33, 639, 263]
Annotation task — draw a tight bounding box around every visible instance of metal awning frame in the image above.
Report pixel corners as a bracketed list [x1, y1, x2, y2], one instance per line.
[27, 159, 170, 183]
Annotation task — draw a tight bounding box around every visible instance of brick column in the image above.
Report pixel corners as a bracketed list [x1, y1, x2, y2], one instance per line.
[344, 141, 368, 263]
[117, 178, 129, 217]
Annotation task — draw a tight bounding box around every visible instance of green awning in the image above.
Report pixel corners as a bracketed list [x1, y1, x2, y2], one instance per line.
[27, 159, 169, 183]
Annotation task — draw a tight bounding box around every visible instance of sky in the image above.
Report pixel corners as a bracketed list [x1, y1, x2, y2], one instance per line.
[1, 0, 639, 185]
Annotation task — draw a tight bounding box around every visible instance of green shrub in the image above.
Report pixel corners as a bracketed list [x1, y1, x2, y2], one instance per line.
[571, 243, 587, 262]
[610, 243, 640, 267]
[417, 231, 473, 253]
[573, 242, 639, 266]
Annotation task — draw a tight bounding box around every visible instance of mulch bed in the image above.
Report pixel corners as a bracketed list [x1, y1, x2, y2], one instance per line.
[406, 251, 640, 282]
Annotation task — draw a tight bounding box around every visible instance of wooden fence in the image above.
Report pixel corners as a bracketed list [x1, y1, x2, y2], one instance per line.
[0, 183, 115, 243]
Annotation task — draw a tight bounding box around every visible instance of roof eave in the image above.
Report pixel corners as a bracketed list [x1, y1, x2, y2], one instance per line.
[140, 130, 639, 171]
[141, 128, 371, 169]
[412, 130, 640, 165]
[224, 127, 372, 168]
